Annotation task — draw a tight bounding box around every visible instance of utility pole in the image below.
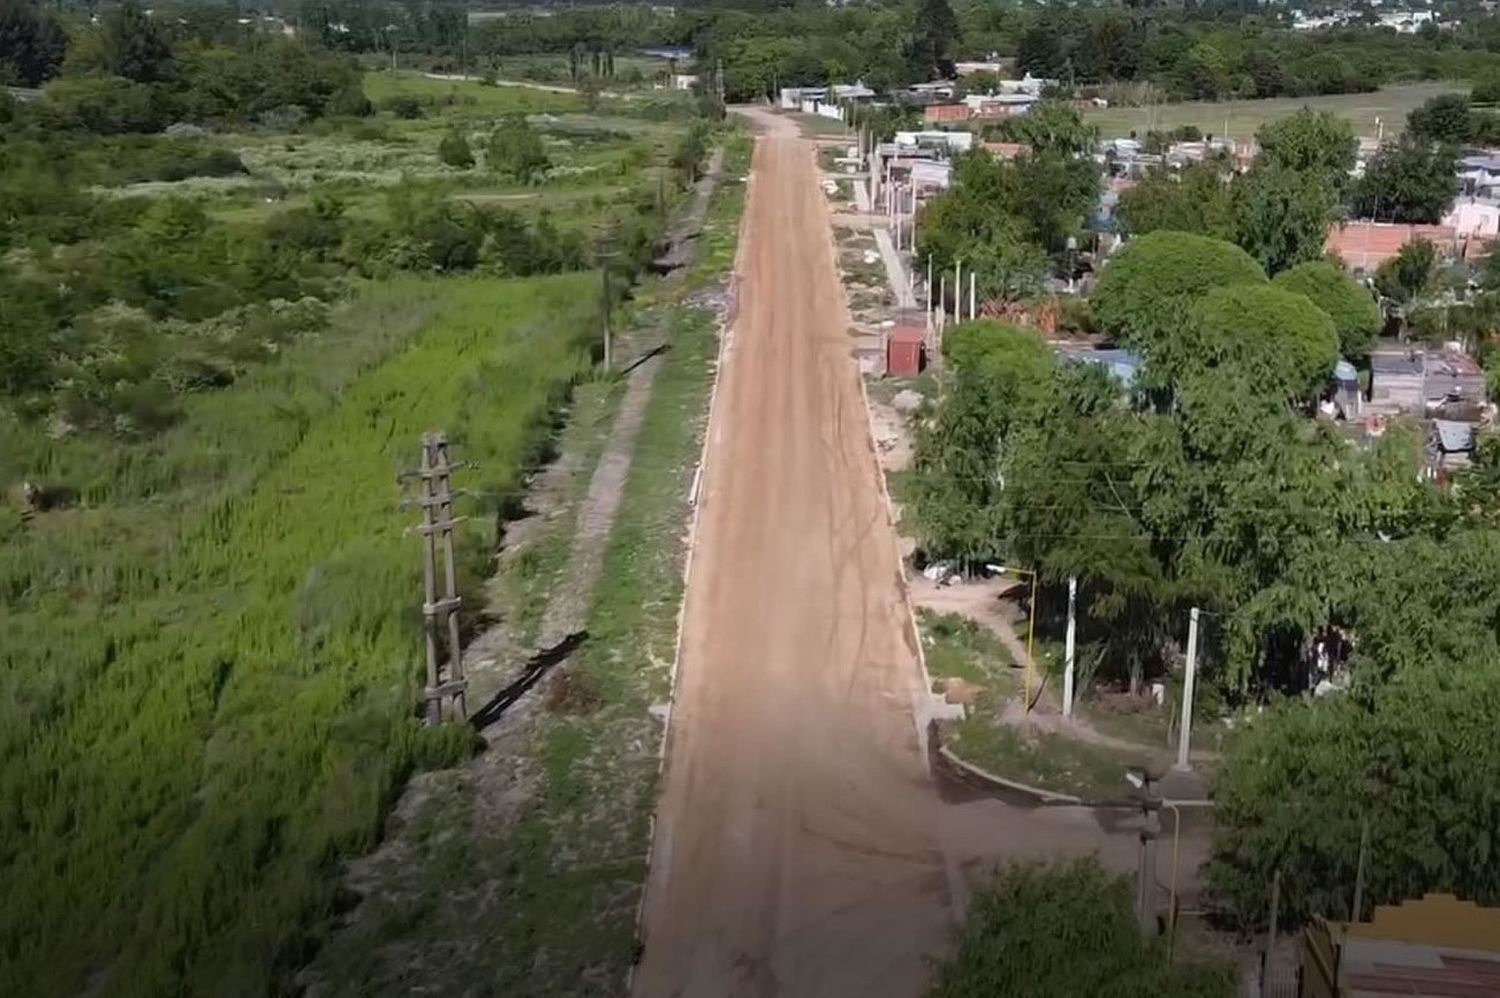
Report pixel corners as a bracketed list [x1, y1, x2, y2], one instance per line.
[1063, 576, 1077, 718]
[954, 259, 961, 323]
[926, 256, 934, 327]
[1174, 607, 1200, 772]
[968, 270, 976, 321]
[403, 433, 468, 725]
[593, 223, 619, 371]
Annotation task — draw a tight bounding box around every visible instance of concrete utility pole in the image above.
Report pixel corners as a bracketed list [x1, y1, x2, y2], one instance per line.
[954, 259, 961, 323]
[594, 224, 619, 371]
[1063, 576, 1078, 718]
[1174, 607, 1200, 771]
[926, 257, 934, 326]
[403, 433, 468, 725]
[968, 270, 976, 321]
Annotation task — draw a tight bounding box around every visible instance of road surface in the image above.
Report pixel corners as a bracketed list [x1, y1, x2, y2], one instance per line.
[633, 109, 1198, 998]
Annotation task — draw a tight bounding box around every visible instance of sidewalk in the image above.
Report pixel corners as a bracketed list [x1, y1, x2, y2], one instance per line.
[853, 172, 917, 309]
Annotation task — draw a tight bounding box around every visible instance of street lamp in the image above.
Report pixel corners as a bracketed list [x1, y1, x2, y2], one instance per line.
[987, 563, 1038, 714]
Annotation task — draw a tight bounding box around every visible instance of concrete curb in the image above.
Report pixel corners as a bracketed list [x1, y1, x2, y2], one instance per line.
[935, 737, 1216, 811]
[627, 144, 748, 995]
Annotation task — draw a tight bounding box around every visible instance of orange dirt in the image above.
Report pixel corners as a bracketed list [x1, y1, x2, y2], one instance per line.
[633, 110, 1180, 998]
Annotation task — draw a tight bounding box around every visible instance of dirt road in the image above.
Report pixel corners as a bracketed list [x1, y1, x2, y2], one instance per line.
[633, 111, 1177, 998]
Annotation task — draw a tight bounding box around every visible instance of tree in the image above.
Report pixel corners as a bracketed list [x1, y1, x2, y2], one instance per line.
[1406, 92, 1473, 146]
[1208, 663, 1500, 931]
[1255, 109, 1357, 195]
[1090, 231, 1267, 349]
[909, 0, 958, 80]
[1116, 164, 1235, 240]
[102, 0, 175, 84]
[1016, 24, 1065, 80]
[1272, 261, 1381, 359]
[1349, 138, 1457, 224]
[0, 0, 65, 87]
[1173, 42, 1230, 101]
[1374, 237, 1437, 304]
[995, 101, 1098, 158]
[437, 128, 473, 169]
[487, 114, 549, 185]
[1186, 284, 1340, 403]
[1231, 165, 1338, 276]
[930, 858, 1234, 998]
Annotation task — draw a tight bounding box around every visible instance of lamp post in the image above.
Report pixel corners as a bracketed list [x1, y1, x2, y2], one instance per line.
[988, 564, 1038, 714]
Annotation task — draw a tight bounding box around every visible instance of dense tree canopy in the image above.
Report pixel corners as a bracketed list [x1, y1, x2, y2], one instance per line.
[1116, 164, 1235, 242]
[0, 0, 64, 86]
[1186, 284, 1339, 403]
[1350, 138, 1458, 224]
[1090, 231, 1267, 349]
[1272, 261, 1381, 359]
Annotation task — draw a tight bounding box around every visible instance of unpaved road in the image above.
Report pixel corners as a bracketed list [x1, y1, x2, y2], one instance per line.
[634, 110, 1196, 998]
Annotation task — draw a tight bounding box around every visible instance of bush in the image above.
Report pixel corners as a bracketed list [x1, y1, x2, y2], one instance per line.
[381, 93, 425, 119]
[487, 113, 550, 184]
[437, 128, 474, 169]
[930, 857, 1233, 998]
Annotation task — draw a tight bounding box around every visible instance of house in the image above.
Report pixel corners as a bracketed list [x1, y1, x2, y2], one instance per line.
[1323, 222, 1491, 272]
[1300, 894, 1500, 997]
[923, 103, 971, 124]
[671, 74, 698, 91]
[1443, 199, 1500, 239]
[966, 92, 1039, 119]
[954, 60, 1004, 76]
[1458, 154, 1500, 198]
[1368, 347, 1488, 416]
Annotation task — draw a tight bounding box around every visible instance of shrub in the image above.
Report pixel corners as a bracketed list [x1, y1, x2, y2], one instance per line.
[930, 857, 1233, 998]
[381, 93, 425, 119]
[437, 128, 474, 169]
[487, 113, 550, 184]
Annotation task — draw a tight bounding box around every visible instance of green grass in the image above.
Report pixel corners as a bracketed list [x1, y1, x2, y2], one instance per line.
[950, 708, 1159, 801]
[0, 273, 602, 998]
[363, 70, 582, 116]
[1084, 81, 1465, 138]
[921, 609, 1012, 689]
[791, 111, 854, 136]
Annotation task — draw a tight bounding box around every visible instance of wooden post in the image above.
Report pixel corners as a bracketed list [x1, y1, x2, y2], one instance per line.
[418, 439, 442, 726]
[408, 433, 468, 724]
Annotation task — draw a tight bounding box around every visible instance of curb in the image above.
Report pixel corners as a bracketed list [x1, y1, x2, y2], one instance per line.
[627, 142, 749, 995]
[933, 730, 1217, 811]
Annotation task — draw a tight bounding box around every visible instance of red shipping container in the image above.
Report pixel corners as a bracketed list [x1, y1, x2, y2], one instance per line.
[886, 325, 926, 377]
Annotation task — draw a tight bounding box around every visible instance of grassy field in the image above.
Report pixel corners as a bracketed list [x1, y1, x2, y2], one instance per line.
[0, 274, 602, 998]
[1085, 81, 1467, 138]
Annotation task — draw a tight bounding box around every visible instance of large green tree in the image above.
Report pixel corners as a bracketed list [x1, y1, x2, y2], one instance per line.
[1272, 261, 1380, 359]
[1186, 284, 1340, 403]
[1090, 231, 1266, 349]
[1116, 164, 1235, 240]
[1406, 92, 1473, 146]
[101, 0, 175, 83]
[1255, 109, 1357, 194]
[1232, 165, 1338, 276]
[1350, 138, 1458, 224]
[0, 0, 65, 87]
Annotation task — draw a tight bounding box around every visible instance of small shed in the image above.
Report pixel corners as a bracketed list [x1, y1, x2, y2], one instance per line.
[886, 325, 927, 377]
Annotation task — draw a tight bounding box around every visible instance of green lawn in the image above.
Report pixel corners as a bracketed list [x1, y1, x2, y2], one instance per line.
[1085, 81, 1467, 139]
[364, 69, 582, 115]
[950, 709, 1161, 802]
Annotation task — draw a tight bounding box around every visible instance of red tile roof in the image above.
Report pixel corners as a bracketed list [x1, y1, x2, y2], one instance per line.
[1324, 222, 1482, 271]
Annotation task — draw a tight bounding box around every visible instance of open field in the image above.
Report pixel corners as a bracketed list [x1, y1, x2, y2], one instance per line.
[0, 275, 602, 997]
[1084, 81, 1468, 138]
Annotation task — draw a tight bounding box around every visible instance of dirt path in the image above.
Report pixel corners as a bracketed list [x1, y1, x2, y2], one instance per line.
[634, 111, 1204, 997]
